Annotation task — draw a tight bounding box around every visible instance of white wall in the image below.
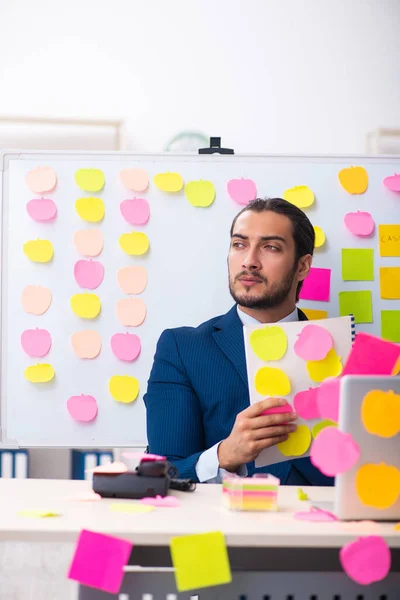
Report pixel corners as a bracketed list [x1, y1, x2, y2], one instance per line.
[0, 0, 399, 154]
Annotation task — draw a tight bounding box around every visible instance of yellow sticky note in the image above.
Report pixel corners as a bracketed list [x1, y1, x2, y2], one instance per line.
[18, 510, 60, 518]
[71, 293, 101, 319]
[297, 488, 309, 501]
[185, 180, 215, 207]
[355, 463, 400, 509]
[119, 231, 150, 256]
[75, 168, 105, 192]
[170, 531, 231, 592]
[277, 424, 311, 457]
[75, 197, 105, 222]
[380, 267, 400, 299]
[254, 366, 291, 397]
[154, 172, 184, 192]
[300, 308, 328, 321]
[395, 523, 400, 531]
[283, 185, 314, 208]
[109, 375, 139, 403]
[109, 503, 154, 514]
[23, 239, 54, 263]
[312, 419, 337, 439]
[313, 226, 326, 248]
[24, 363, 55, 383]
[249, 326, 288, 361]
[361, 390, 400, 438]
[306, 348, 342, 383]
[379, 224, 400, 257]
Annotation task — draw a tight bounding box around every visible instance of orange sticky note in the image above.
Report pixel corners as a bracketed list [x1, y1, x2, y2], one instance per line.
[170, 531, 231, 592]
[355, 463, 400, 509]
[379, 224, 400, 257]
[361, 389, 400, 438]
[300, 308, 328, 321]
[380, 267, 400, 299]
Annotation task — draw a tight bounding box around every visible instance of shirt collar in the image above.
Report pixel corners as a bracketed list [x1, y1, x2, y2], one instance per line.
[236, 305, 299, 326]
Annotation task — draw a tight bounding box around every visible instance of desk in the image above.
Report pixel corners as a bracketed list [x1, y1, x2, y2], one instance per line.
[0, 479, 399, 599]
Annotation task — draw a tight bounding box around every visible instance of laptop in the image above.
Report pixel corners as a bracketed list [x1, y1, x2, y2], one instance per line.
[313, 375, 400, 520]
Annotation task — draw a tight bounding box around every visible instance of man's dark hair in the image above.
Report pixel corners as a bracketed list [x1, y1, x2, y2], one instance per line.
[230, 197, 315, 300]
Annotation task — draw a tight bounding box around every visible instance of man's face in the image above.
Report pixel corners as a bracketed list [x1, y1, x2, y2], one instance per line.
[228, 210, 308, 309]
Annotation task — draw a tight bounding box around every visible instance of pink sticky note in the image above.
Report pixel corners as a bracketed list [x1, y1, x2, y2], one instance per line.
[67, 394, 98, 423]
[342, 332, 400, 376]
[140, 495, 181, 507]
[294, 507, 338, 522]
[21, 328, 52, 357]
[74, 259, 104, 290]
[310, 427, 360, 477]
[316, 378, 340, 422]
[111, 333, 141, 362]
[120, 198, 150, 225]
[340, 536, 391, 585]
[344, 211, 375, 236]
[68, 529, 133, 593]
[227, 178, 257, 205]
[294, 324, 333, 361]
[293, 388, 320, 420]
[383, 174, 400, 192]
[26, 198, 57, 222]
[299, 267, 331, 302]
[262, 402, 292, 417]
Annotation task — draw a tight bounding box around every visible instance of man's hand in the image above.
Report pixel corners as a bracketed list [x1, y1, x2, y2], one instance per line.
[217, 398, 297, 472]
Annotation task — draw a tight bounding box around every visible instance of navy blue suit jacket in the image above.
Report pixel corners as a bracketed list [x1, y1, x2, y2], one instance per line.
[144, 305, 334, 486]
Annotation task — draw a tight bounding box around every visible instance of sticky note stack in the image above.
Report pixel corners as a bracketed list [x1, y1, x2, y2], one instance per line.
[222, 474, 280, 511]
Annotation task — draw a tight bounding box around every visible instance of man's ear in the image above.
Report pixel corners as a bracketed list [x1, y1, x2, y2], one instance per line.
[297, 254, 312, 282]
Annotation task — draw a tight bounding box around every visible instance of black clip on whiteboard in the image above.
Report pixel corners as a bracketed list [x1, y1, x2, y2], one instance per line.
[198, 136, 234, 155]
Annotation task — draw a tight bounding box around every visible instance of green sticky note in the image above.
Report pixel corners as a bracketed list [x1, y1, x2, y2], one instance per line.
[342, 248, 374, 281]
[381, 310, 400, 343]
[339, 290, 373, 323]
[170, 531, 232, 592]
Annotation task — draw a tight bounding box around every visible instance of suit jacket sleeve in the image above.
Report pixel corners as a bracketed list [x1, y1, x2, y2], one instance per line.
[144, 329, 205, 481]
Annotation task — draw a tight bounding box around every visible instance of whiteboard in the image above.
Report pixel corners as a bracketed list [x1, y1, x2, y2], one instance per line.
[1, 151, 399, 447]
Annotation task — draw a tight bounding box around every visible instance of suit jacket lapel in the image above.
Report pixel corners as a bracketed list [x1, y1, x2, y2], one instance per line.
[212, 306, 249, 387]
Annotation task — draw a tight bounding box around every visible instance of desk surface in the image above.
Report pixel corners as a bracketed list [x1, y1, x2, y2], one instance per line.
[0, 479, 399, 548]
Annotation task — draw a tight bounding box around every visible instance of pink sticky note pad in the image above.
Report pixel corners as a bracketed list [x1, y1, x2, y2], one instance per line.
[68, 529, 133, 593]
[120, 198, 150, 225]
[140, 495, 181, 507]
[26, 198, 57, 222]
[293, 388, 320, 420]
[383, 173, 400, 192]
[340, 536, 391, 585]
[294, 507, 338, 522]
[67, 394, 98, 423]
[227, 178, 257, 205]
[74, 260, 104, 290]
[299, 267, 331, 302]
[344, 211, 375, 236]
[316, 378, 340, 422]
[21, 328, 52, 357]
[342, 332, 400, 376]
[262, 402, 292, 417]
[111, 333, 141, 362]
[294, 324, 333, 361]
[310, 427, 360, 477]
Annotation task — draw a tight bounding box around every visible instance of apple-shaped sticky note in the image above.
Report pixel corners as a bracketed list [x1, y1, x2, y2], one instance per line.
[313, 226, 326, 248]
[340, 536, 391, 585]
[355, 462, 400, 509]
[117, 265, 148, 295]
[26, 198, 57, 222]
[109, 375, 139, 403]
[119, 231, 149, 255]
[184, 180, 216, 207]
[277, 424, 312, 457]
[21, 285, 52, 315]
[255, 366, 291, 397]
[294, 324, 333, 361]
[153, 172, 183, 192]
[227, 178, 257, 205]
[310, 427, 360, 476]
[120, 168, 149, 192]
[26, 166, 57, 193]
[283, 185, 314, 208]
[70, 293, 101, 319]
[74, 229, 104, 257]
[383, 173, 400, 192]
[74, 259, 104, 290]
[116, 298, 146, 326]
[316, 377, 340, 422]
[120, 198, 150, 225]
[75, 197, 105, 223]
[338, 166, 368, 194]
[306, 348, 342, 383]
[249, 325, 288, 361]
[293, 387, 320, 420]
[67, 394, 98, 422]
[21, 328, 52, 358]
[361, 389, 400, 438]
[24, 363, 55, 383]
[74, 168, 105, 192]
[71, 330, 102, 359]
[111, 333, 141, 361]
[344, 211, 375, 236]
[23, 239, 54, 263]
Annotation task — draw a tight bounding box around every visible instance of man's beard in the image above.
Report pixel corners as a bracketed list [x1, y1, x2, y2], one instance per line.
[229, 264, 298, 309]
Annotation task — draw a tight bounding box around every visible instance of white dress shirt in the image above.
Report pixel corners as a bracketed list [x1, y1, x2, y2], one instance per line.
[195, 305, 299, 483]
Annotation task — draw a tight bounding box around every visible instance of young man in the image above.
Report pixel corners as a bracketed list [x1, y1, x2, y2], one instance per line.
[144, 198, 333, 486]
